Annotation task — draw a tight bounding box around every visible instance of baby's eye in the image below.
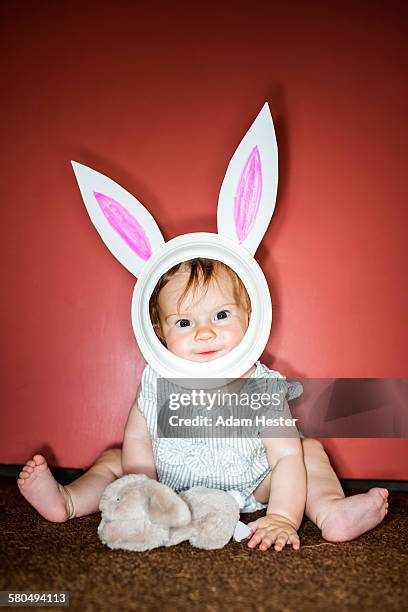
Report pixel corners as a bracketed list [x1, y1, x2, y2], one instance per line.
[215, 310, 230, 320]
[175, 319, 191, 328]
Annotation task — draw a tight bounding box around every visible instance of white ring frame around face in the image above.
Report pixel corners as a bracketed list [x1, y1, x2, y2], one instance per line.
[131, 233, 272, 387]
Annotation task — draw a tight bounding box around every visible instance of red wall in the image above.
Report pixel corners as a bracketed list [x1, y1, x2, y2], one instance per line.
[1, 1, 407, 477]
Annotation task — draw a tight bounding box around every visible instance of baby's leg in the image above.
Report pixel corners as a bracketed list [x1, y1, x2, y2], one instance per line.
[302, 438, 389, 541]
[18, 449, 123, 522]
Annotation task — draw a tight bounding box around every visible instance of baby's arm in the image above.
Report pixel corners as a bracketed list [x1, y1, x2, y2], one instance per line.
[248, 425, 306, 552]
[122, 388, 158, 480]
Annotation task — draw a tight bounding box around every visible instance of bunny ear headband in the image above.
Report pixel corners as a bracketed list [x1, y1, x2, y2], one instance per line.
[72, 103, 278, 383]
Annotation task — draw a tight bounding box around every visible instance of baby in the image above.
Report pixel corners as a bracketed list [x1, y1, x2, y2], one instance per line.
[18, 258, 388, 551]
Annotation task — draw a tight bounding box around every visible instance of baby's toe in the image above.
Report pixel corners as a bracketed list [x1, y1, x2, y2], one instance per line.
[33, 455, 46, 466]
[376, 488, 389, 501]
[18, 470, 31, 484]
[368, 487, 388, 506]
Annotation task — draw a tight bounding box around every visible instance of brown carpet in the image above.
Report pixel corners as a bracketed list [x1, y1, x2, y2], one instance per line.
[1, 478, 407, 612]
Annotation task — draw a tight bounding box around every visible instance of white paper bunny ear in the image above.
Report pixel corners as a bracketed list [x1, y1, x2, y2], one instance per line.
[71, 161, 165, 277]
[217, 103, 278, 255]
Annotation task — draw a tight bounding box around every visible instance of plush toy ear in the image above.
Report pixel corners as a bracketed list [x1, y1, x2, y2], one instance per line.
[217, 103, 278, 255]
[71, 161, 165, 277]
[148, 482, 191, 528]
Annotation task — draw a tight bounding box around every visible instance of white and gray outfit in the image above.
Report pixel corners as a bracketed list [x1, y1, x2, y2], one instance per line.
[137, 361, 303, 512]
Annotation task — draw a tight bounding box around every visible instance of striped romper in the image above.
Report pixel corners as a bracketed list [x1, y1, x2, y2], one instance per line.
[137, 361, 303, 512]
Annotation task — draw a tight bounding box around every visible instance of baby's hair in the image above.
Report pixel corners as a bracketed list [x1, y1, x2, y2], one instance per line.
[149, 258, 251, 331]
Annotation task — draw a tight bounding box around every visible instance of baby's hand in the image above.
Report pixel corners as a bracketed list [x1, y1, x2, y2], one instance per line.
[247, 513, 300, 552]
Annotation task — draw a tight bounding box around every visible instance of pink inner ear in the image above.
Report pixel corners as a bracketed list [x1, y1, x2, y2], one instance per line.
[234, 146, 263, 243]
[94, 192, 152, 261]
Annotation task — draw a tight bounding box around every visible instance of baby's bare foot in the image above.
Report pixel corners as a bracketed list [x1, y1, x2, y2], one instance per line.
[320, 488, 388, 542]
[17, 455, 73, 522]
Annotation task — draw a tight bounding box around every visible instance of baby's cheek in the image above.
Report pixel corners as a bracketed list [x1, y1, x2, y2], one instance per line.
[165, 334, 188, 357]
[231, 321, 248, 340]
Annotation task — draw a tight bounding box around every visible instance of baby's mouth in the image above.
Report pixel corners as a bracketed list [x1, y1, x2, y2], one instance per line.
[195, 349, 220, 358]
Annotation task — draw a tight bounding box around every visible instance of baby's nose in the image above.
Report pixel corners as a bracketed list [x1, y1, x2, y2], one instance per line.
[195, 325, 216, 341]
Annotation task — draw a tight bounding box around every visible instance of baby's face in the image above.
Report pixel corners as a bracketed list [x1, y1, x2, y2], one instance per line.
[156, 268, 249, 362]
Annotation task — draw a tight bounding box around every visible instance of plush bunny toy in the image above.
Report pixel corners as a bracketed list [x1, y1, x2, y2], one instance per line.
[73, 103, 279, 550]
[98, 474, 243, 551]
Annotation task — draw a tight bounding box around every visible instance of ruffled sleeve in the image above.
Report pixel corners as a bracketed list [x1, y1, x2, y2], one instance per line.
[253, 362, 303, 402]
[285, 379, 303, 401]
[251, 365, 302, 437]
[137, 363, 160, 425]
